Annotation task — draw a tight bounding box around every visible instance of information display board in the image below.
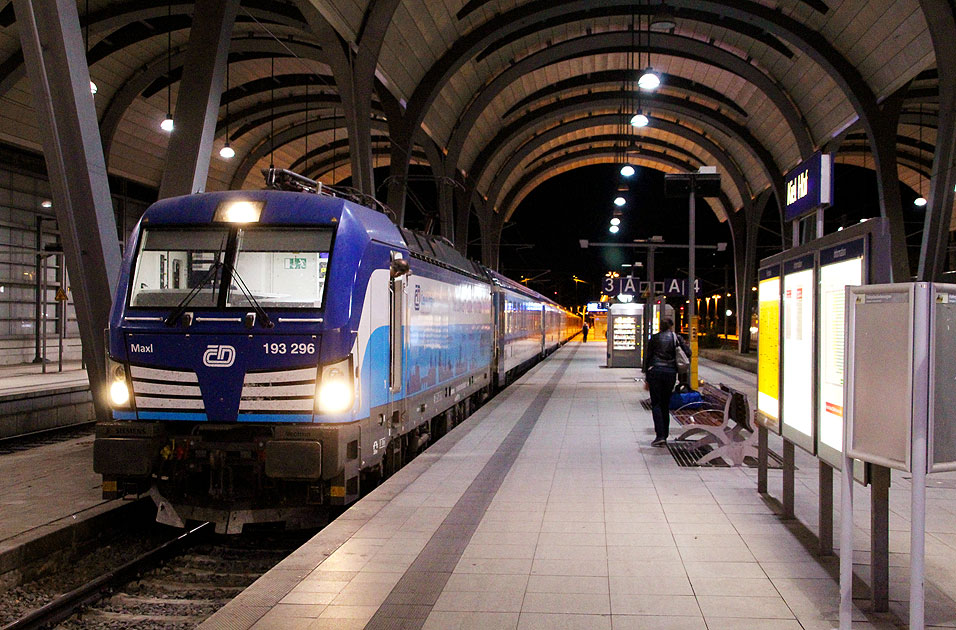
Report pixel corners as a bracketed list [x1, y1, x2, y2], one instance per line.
[782, 254, 815, 453]
[757, 265, 781, 432]
[816, 239, 864, 469]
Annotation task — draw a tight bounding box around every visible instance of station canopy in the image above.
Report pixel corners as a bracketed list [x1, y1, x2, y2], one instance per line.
[0, 0, 942, 225]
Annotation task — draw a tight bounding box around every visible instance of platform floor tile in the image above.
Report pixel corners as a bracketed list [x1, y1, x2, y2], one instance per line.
[203, 342, 956, 630]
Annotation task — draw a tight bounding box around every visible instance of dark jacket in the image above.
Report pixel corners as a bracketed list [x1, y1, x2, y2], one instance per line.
[643, 330, 692, 373]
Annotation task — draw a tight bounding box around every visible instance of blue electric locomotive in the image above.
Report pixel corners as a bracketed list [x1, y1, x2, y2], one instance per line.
[94, 172, 579, 533]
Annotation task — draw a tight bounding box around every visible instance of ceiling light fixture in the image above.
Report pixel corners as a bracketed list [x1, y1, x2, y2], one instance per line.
[220, 57, 233, 158]
[630, 112, 649, 127]
[614, 196, 626, 206]
[161, 1, 173, 132]
[620, 164, 635, 177]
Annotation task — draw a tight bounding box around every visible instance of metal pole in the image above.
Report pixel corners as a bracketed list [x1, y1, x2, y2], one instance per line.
[757, 426, 768, 493]
[870, 465, 890, 612]
[33, 216, 43, 363]
[783, 439, 795, 519]
[689, 180, 698, 389]
[819, 460, 833, 555]
[40, 254, 47, 374]
[57, 253, 65, 372]
[839, 448, 854, 630]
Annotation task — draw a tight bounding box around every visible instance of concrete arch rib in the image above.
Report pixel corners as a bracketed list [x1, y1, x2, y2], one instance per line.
[498, 146, 735, 224]
[469, 92, 783, 214]
[446, 31, 813, 171]
[483, 113, 752, 217]
[100, 38, 324, 162]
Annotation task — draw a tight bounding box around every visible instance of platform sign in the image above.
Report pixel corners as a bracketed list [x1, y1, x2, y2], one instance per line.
[816, 239, 864, 469]
[784, 152, 833, 222]
[782, 254, 816, 453]
[757, 265, 781, 433]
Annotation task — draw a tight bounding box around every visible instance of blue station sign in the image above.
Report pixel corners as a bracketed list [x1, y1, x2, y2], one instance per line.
[784, 151, 833, 222]
[602, 276, 701, 297]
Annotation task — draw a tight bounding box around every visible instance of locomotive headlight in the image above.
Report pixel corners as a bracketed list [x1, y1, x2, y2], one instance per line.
[316, 358, 354, 414]
[110, 380, 130, 406]
[213, 199, 264, 223]
[107, 359, 130, 407]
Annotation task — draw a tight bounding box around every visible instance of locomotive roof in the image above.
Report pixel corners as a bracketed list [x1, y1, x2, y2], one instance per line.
[399, 228, 487, 280]
[137, 190, 406, 248]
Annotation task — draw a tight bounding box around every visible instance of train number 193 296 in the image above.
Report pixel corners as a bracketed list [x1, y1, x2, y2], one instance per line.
[263, 342, 316, 355]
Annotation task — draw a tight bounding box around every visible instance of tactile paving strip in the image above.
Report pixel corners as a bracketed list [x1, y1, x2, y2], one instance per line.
[362, 347, 577, 630]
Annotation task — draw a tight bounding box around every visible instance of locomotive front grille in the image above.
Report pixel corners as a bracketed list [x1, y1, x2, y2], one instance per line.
[130, 365, 203, 411]
[239, 366, 317, 417]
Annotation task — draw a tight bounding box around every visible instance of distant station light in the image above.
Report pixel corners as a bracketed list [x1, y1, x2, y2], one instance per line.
[914, 196, 927, 207]
[630, 112, 649, 128]
[620, 164, 635, 177]
[40, 199, 52, 208]
[613, 196, 626, 207]
[610, 217, 621, 226]
[89, 81, 97, 95]
[609, 224, 620, 234]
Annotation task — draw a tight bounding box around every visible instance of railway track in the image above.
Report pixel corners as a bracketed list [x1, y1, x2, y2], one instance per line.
[2, 523, 313, 630]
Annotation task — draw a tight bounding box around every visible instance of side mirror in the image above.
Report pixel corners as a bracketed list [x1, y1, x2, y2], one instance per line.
[389, 258, 410, 278]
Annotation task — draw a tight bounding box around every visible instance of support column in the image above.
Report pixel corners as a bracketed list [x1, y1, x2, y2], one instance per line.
[480, 208, 503, 270]
[15, 0, 121, 416]
[158, 0, 240, 198]
[454, 180, 476, 255]
[865, 93, 910, 282]
[918, 0, 956, 281]
[757, 426, 768, 494]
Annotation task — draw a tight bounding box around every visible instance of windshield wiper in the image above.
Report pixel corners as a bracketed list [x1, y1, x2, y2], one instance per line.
[230, 266, 275, 328]
[164, 259, 223, 326]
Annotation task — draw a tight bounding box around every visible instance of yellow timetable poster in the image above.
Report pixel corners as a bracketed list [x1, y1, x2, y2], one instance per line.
[758, 275, 780, 429]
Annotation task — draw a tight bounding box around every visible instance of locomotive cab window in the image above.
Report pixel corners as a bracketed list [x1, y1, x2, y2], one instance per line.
[227, 228, 332, 309]
[129, 228, 229, 308]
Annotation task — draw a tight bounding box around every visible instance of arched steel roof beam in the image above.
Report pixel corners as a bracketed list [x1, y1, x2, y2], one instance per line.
[526, 134, 703, 170]
[503, 70, 748, 119]
[304, 146, 429, 184]
[454, 0, 830, 22]
[220, 73, 337, 107]
[229, 117, 391, 189]
[470, 91, 783, 214]
[218, 94, 376, 140]
[473, 6, 795, 63]
[498, 145, 735, 230]
[446, 30, 813, 182]
[482, 112, 752, 217]
[0, 3, 309, 97]
[99, 38, 323, 163]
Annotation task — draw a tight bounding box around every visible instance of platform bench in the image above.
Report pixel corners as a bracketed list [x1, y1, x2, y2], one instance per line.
[673, 383, 758, 466]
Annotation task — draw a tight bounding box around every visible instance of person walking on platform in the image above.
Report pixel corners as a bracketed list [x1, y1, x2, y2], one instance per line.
[582, 321, 590, 343]
[642, 317, 691, 447]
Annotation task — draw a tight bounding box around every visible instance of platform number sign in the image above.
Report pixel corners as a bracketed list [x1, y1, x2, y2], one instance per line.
[284, 257, 307, 270]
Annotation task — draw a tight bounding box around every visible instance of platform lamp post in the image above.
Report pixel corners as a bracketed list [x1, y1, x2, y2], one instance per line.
[664, 169, 721, 389]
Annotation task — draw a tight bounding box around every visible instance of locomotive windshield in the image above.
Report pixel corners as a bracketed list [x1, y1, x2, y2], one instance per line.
[227, 228, 331, 308]
[127, 225, 332, 310]
[129, 228, 228, 308]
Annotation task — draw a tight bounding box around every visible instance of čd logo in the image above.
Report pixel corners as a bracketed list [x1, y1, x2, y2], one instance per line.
[203, 344, 236, 367]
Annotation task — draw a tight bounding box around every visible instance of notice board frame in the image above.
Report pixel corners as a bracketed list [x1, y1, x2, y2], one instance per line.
[757, 218, 892, 466]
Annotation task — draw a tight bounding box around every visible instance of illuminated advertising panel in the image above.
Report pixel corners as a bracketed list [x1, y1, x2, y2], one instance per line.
[757, 265, 781, 432]
[782, 254, 815, 452]
[817, 240, 864, 468]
